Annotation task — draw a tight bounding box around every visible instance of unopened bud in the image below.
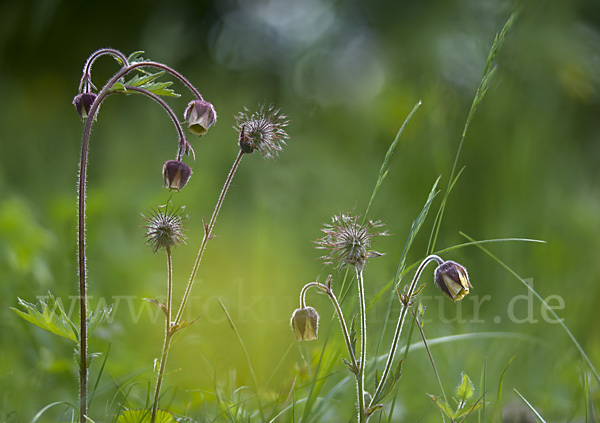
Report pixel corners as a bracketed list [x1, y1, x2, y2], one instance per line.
[291, 307, 319, 341]
[72, 92, 97, 121]
[434, 260, 472, 302]
[184, 100, 217, 136]
[162, 160, 192, 191]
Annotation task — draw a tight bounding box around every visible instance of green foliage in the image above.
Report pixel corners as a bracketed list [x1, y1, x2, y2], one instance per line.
[428, 372, 485, 421]
[117, 409, 176, 423]
[12, 293, 79, 343]
[110, 70, 180, 97]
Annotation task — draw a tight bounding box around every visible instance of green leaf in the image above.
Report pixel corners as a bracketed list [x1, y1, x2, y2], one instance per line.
[88, 304, 113, 336]
[127, 50, 146, 64]
[12, 293, 78, 343]
[456, 372, 475, 402]
[110, 70, 180, 97]
[455, 401, 486, 419]
[427, 394, 454, 418]
[117, 409, 176, 423]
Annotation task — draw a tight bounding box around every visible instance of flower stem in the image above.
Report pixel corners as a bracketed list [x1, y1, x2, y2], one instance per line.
[356, 268, 367, 423]
[299, 280, 360, 372]
[151, 247, 174, 422]
[174, 149, 245, 325]
[368, 254, 443, 409]
[75, 57, 202, 422]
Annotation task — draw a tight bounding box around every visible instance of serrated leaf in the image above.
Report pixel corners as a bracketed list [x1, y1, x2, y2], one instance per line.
[342, 358, 357, 375]
[456, 372, 474, 402]
[427, 394, 454, 418]
[117, 409, 176, 423]
[12, 294, 78, 343]
[110, 71, 180, 97]
[127, 51, 146, 64]
[88, 304, 113, 336]
[454, 401, 486, 419]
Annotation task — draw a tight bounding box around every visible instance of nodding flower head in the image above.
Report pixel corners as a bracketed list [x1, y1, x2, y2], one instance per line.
[290, 306, 320, 341]
[163, 160, 192, 191]
[73, 92, 97, 121]
[434, 260, 472, 302]
[315, 212, 388, 272]
[141, 205, 187, 253]
[234, 103, 290, 159]
[184, 99, 217, 136]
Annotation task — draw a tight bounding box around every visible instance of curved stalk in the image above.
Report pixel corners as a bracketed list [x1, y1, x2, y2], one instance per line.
[78, 48, 129, 93]
[299, 281, 359, 370]
[76, 58, 201, 422]
[367, 254, 443, 410]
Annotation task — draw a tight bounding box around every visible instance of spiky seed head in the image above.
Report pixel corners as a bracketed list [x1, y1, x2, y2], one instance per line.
[141, 205, 187, 253]
[315, 212, 388, 272]
[234, 103, 290, 159]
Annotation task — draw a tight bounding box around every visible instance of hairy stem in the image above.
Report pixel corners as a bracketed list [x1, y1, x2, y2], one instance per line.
[122, 86, 187, 159]
[78, 48, 129, 94]
[299, 280, 359, 371]
[368, 254, 443, 409]
[151, 247, 174, 422]
[174, 149, 245, 325]
[356, 268, 367, 422]
[76, 57, 201, 422]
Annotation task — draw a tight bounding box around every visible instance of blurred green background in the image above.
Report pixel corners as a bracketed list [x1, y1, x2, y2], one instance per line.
[1, 0, 600, 421]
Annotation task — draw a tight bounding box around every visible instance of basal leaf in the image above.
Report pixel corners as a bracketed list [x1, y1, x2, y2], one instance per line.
[456, 372, 474, 401]
[12, 294, 78, 343]
[427, 394, 453, 418]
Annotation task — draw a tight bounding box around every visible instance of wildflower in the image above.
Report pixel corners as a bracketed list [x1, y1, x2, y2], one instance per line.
[184, 99, 217, 136]
[162, 160, 192, 191]
[234, 103, 290, 159]
[72, 92, 97, 121]
[433, 260, 472, 302]
[141, 205, 187, 253]
[291, 306, 320, 341]
[315, 212, 388, 271]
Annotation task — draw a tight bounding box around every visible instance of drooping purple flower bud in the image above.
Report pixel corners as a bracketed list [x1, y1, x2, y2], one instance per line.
[434, 260, 472, 302]
[184, 100, 217, 136]
[72, 92, 97, 121]
[162, 160, 192, 191]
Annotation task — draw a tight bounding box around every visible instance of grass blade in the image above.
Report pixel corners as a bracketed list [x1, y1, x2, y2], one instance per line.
[462, 232, 600, 386]
[513, 389, 547, 423]
[365, 100, 422, 217]
[428, 12, 519, 254]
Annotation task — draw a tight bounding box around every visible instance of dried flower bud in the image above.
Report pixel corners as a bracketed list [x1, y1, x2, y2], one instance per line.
[141, 205, 187, 254]
[72, 92, 97, 121]
[184, 99, 217, 136]
[163, 160, 192, 191]
[434, 260, 472, 302]
[291, 306, 319, 341]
